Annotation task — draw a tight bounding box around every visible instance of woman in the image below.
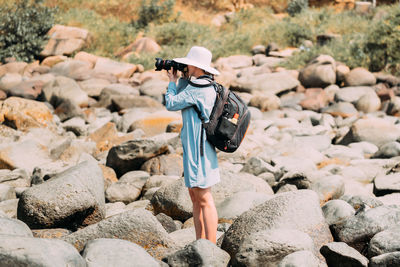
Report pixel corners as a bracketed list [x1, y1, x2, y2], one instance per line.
[164, 46, 220, 244]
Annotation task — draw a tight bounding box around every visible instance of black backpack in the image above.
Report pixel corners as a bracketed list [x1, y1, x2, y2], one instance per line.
[189, 75, 251, 155]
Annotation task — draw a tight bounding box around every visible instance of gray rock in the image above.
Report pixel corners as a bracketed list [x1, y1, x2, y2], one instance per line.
[335, 86, 375, 103]
[221, 190, 333, 259]
[139, 79, 169, 103]
[343, 195, 383, 211]
[0, 199, 18, 218]
[344, 67, 376, 86]
[322, 199, 355, 226]
[215, 55, 253, 70]
[62, 208, 175, 259]
[17, 160, 105, 229]
[273, 171, 312, 192]
[43, 75, 89, 107]
[0, 217, 32, 237]
[62, 117, 87, 136]
[292, 135, 332, 152]
[298, 55, 336, 88]
[374, 172, 400, 197]
[372, 141, 400, 159]
[51, 59, 93, 81]
[320, 242, 368, 267]
[231, 72, 300, 95]
[164, 239, 230, 267]
[278, 250, 327, 267]
[368, 226, 400, 257]
[349, 141, 379, 155]
[369, 252, 400, 267]
[216, 191, 273, 221]
[105, 202, 126, 218]
[378, 193, 400, 206]
[142, 175, 180, 195]
[322, 102, 358, 118]
[234, 229, 315, 267]
[82, 238, 159, 267]
[311, 175, 345, 204]
[105, 170, 150, 204]
[78, 78, 110, 97]
[331, 205, 400, 252]
[0, 184, 16, 202]
[156, 213, 178, 233]
[241, 156, 277, 176]
[356, 92, 381, 113]
[0, 236, 86, 267]
[141, 154, 183, 176]
[323, 145, 364, 160]
[106, 138, 169, 177]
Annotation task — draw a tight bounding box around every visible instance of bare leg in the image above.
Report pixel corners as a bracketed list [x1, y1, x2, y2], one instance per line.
[189, 187, 218, 244]
[189, 188, 205, 239]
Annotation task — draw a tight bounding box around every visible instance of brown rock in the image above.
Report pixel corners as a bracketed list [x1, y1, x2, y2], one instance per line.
[32, 228, 72, 239]
[299, 55, 336, 88]
[300, 88, 329, 111]
[345, 67, 376, 86]
[141, 154, 183, 176]
[0, 90, 7, 100]
[94, 57, 137, 79]
[7, 80, 44, 100]
[374, 83, 395, 102]
[41, 55, 68, 68]
[74, 51, 98, 68]
[0, 62, 28, 76]
[0, 97, 54, 131]
[116, 37, 161, 58]
[99, 164, 118, 189]
[128, 111, 181, 137]
[249, 93, 281, 112]
[41, 25, 91, 56]
[110, 95, 163, 111]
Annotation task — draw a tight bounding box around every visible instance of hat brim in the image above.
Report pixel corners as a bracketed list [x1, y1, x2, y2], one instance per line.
[173, 57, 220, 76]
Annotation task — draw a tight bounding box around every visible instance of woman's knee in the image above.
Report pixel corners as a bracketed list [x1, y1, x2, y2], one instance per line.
[191, 187, 213, 207]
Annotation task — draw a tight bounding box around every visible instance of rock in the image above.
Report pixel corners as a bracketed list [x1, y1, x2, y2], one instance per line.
[74, 51, 98, 68]
[0, 199, 18, 218]
[355, 92, 381, 113]
[6, 80, 44, 100]
[31, 228, 72, 239]
[0, 169, 29, 188]
[299, 55, 336, 88]
[350, 118, 400, 147]
[355, 1, 372, 14]
[94, 57, 137, 79]
[241, 156, 277, 176]
[164, 239, 230, 267]
[369, 252, 400, 267]
[320, 242, 368, 267]
[278, 250, 326, 267]
[372, 141, 400, 159]
[0, 62, 28, 76]
[62, 209, 175, 259]
[231, 72, 300, 95]
[0, 73, 22, 91]
[139, 79, 169, 103]
[331, 205, 400, 252]
[105, 171, 150, 204]
[0, 184, 16, 202]
[234, 229, 315, 267]
[322, 199, 356, 226]
[41, 24, 90, 56]
[117, 37, 161, 58]
[62, 117, 87, 136]
[345, 67, 376, 86]
[0, 217, 32, 237]
[249, 93, 281, 111]
[82, 238, 160, 267]
[322, 102, 358, 118]
[141, 154, 183, 176]
[41, 55, 69, 67]
[368, 226, 400, 257]
[43, 75, 89, 107]
[216, 191, 272, 222]
[128, 110, 181, 137]
[156, 213, 178, 233]
[51, 59, 93, 81]
[168, 227, 224, 249]
[311, 175, 345, 204]
[110, 95, 163, 111]
[78, 78, 110, 97]
[105, 202, 126, 218]
[106, 138, 170, 177]
[344, 195, 383, 211]
[374, 172, 400, 197]
[335, 86, 375, 103]
[300, 88, 330, 111]
[17, 160, 105, 229]
[0, 236, 86, 266]
[0, 97, 55, 132]
[253, 55, 283, 67]
[336, 63, 351, 84]
[215, 55, 253, 70]
[221, 190, 333, 259]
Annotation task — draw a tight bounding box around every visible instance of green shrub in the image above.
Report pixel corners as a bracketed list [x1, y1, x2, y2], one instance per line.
[267, 20, 313, 47]
[133, 0, 179, 29]
[287, 0, 308, 17]
[0, 0, 56, 62]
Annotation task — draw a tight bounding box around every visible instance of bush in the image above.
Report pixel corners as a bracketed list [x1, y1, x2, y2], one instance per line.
[133, 0, 179, 29]
[0, 0, 56, 62]
[287, 0, 308, 17]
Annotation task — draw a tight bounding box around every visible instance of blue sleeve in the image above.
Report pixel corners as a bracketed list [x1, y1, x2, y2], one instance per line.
[165, 79, 196, 111]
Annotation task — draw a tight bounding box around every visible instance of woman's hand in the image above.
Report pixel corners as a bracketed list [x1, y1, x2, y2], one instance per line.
[167, 67, 178, 83]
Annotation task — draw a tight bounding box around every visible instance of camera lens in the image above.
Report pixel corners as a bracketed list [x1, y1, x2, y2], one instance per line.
[154, 58, 187, 72]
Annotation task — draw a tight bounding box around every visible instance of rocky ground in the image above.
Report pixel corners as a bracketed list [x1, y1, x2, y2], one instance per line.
[1, 25, 400, 267]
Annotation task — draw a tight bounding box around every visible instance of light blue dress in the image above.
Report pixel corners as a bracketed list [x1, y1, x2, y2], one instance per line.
[165, 77, 220, 188]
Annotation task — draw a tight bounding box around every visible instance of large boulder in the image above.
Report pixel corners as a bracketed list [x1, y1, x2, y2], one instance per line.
[231, 72, 300, 95]
[344, 67, 376, 86]
[0, 217, 32, 237]
[41, 24, 90, 57]
[368, 226, 400, 258]
[82, 238, 160, 267]
[50, 59, 93, 81]
[43, 75, 89, 107]
[320, 242, 368, 267]
[141, 154, 183, 176]
[221, 190, 333, 259]
[299, 55, 336, 88]
[0, 97, 55, 132]
[94, 57, 137, 79]
[62, 208, 176, 259]
[0, 236, 85, 266]
[17, 160, 105, 229]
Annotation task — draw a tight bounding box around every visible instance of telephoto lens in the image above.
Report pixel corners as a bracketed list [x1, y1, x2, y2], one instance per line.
[155, 58, 187, 72]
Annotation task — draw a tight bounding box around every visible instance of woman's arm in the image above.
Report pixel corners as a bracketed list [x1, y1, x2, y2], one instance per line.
[165, 81, 195, 111]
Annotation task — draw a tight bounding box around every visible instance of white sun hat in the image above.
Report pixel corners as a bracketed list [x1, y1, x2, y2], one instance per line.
[173, 46, 220, 75]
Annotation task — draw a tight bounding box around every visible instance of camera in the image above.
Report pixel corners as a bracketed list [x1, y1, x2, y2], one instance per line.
[155, 58, 187, 72]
